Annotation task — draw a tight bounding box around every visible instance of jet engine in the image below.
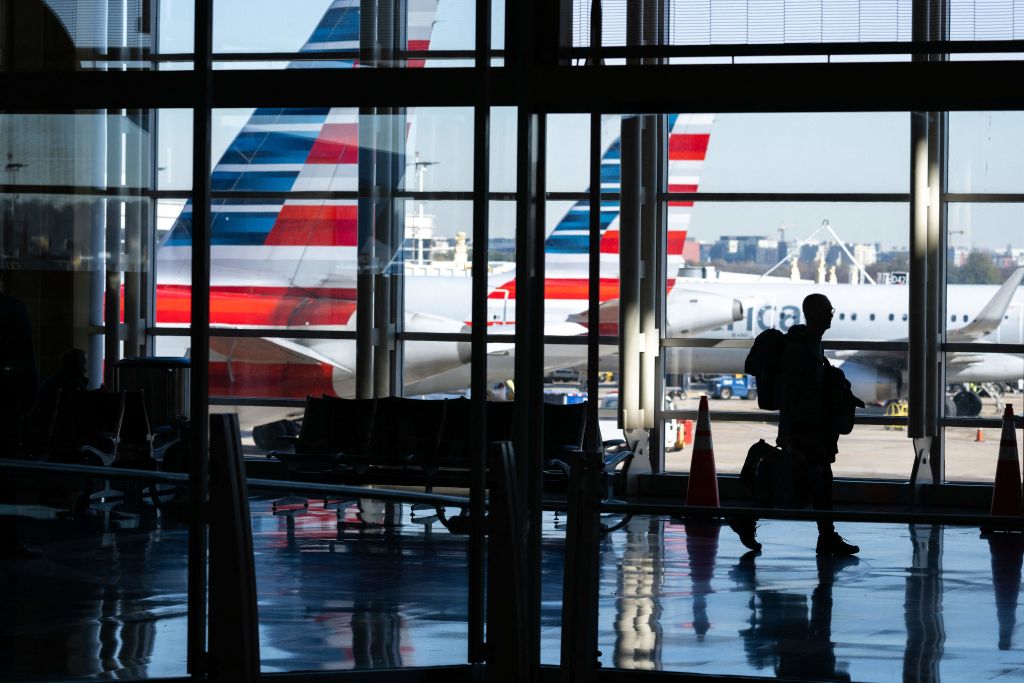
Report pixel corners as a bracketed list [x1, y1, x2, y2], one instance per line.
[834, 361, 901, 405]
[665, 288, 745, 336]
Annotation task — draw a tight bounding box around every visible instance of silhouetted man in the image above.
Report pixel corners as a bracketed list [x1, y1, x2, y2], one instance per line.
[731, 293, 860, 553]
[777, 293, 858, 556]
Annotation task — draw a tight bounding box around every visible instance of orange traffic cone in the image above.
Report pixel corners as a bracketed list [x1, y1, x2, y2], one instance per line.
[674, 420, 686, 450]
[977, 428, 986, 443]
[686, 396, 720, 507]
[990, 405, 1023, 516]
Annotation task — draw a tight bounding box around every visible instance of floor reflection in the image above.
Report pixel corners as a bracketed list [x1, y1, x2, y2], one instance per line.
[0, 517, 188, 680]
[731, 550, 856, 681]
[904, 524, 944, 682]
[4, 502, 1024, 680]
[596, 520, 1024, 681]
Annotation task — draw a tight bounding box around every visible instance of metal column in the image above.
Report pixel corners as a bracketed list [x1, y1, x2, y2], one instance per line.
[513, 110, 545, 679]
[468, 0, 492, 663]
[187, 0, 213, 675]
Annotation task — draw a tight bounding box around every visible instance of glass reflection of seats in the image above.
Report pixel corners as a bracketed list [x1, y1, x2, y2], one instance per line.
[39, 388, 176, 508]
[45, 388, 124, 467]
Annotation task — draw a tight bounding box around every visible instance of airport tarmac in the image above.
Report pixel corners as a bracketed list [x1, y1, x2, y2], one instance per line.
[654, 392, 1024, 483]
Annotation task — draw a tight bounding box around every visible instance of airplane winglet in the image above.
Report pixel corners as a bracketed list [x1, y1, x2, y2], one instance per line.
[949, 267, 1024, 342]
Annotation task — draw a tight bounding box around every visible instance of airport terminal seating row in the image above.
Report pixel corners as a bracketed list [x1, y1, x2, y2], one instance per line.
[265, 395, 635, 514]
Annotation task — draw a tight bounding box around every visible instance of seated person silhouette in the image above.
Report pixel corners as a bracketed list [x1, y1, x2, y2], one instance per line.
[30, 348, 88, 439]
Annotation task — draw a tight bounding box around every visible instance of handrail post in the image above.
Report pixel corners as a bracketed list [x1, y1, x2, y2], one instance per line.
[559, 449, 604, 682]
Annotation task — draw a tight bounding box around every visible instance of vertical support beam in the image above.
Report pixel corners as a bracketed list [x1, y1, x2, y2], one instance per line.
[144, 109, 159, 356]
[908, 111, 929, 439]
[639, 116, 658, 430]
[373, 0, 407, 396]
[926, 111, 944, 477]
[188, 0, 213, 675]
[356, 109, 376, 399]
[468, 0, 491, 663]
[123, 109, 145, 357]
[388, 110, 407, 396]
[584, 113, 601, 453]
[86, 111, 107, 389]
[514, 110, 544, 680]
[373, 107, 399, 397]
[104, 111, 123, 386]
[619, 116, 641, 430]
[652, 111, 669, 473]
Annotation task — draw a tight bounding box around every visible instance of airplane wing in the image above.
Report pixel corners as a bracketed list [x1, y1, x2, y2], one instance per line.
[210, 334, 349, 370]
[947, 267, 1024, 343]
[833, 266, 1024, 374]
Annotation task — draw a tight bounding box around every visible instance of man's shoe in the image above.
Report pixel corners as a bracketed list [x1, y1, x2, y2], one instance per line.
[728, 519, 762, 551]
[816, 532, 859, 556]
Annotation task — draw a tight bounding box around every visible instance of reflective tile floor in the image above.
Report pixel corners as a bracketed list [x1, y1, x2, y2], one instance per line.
[1, 498, 1023, 680]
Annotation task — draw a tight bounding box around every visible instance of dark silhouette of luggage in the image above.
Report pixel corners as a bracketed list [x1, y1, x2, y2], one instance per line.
[741, 439, 809, 509]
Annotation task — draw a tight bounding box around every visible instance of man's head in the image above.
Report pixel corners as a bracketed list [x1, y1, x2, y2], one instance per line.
[802, 293, 833, 336]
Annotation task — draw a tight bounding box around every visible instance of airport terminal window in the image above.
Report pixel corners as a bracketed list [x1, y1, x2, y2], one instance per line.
[571, 0, 914, 50]
[211, 0, 477, 69]
[657, 112, 911, 478]
[948, 112, 1024, 194]
[0, 110, 183, 382]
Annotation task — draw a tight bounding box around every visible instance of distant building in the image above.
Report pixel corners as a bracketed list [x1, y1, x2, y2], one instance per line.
[708, 235, 784, 264]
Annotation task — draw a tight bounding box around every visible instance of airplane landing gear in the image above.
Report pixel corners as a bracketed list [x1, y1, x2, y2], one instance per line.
[981, 382, 1006, 414]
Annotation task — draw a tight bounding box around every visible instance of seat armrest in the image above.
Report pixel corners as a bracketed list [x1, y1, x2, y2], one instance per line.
[602, 447, 634, 470]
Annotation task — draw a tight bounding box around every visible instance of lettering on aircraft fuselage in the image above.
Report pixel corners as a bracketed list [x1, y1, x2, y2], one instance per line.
[725, 304, 801, 336]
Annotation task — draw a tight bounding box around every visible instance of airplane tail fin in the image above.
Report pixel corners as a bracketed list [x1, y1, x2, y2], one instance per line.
[164, 1, 439, 252]
[543, 114, 713, 279]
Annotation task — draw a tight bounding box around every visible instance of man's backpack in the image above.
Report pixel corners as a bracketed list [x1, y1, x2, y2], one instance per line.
[743, 328, 787, 410]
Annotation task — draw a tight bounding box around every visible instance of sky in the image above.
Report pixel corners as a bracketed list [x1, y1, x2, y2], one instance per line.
[154, 0, 1024, 252]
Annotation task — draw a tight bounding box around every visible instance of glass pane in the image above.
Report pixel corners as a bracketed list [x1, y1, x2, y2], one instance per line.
[949, 112, 1024, 194]
[663, 347, 910, 479]
[405, 108, 475, 192]
[210, 337, 358, 400]
[1, 0, 167, 71]
[695, 113, 908, 193]
[403, 341, 471, 396]
[0, 473, 189, 679]
[157, 109, 195, 190]
[159, 0, 196, 56]
[945, 416, 1024, 484]
[212, 0, 475, 68]
[949, 0, 1024, 41]
[945, 203, 1024, 339]
[484, 199, 516, 321]
[403, 199, 473, 324]
[249, 489, 469, 671]
[210, 107, 473, 194]
[668, 202, 909, 341]
[573, 0, 912, 48]
[546, 114, 591, 192]
[0, 110, 174, 384]
[943, 352, 1024, 418]
[490, 107, 517, 193]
